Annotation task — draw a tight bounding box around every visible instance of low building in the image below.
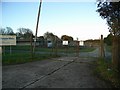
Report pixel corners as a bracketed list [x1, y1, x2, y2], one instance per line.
[17, 39, 41, 46]
[84, 39, 100, 47]
[68, 40, 80, 47]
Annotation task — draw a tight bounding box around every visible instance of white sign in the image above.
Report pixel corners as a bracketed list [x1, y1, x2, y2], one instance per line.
[0, 35, 16, 46]
[63, 41, 68, 45]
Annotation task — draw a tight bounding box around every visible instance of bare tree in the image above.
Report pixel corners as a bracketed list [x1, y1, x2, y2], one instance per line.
[17, 28, 33, 39]
[6, 27, 15, 35]
[0, 28, 5, 35]
[0, 27, 14, 35]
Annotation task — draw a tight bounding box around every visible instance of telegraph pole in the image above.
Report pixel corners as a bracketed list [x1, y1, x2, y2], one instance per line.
[33, 0, 42, 53]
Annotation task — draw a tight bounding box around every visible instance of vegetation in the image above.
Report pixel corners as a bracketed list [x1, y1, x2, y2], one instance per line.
[3, 45, 95, 53]
[2, 46, 95, 65]
[61, 35, 73, 41]
[44, 32, 55, 39]
[2, 53, 59, 65]
[0, 27, 15, 35]
[105, 45, 112, 52]
[95, 58, 120, 88]
[97, 1, 120, 71]
[104, 33, 112, 46]
[16, 28, 33, 39]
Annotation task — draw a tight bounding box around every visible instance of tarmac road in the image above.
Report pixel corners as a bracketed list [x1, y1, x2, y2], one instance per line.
[2, 48, 111, 89]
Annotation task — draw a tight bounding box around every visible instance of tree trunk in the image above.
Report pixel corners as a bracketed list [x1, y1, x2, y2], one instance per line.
[112, 36, 119, 70]
[118, 36, 120, 71]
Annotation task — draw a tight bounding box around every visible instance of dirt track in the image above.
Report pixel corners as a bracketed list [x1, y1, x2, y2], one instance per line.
[2, 48, 111, 88]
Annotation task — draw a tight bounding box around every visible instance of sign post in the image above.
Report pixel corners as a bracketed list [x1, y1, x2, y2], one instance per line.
[0, 35, 16, 46]
[0, 35, 16, 55]
[63, 41, 68, 56]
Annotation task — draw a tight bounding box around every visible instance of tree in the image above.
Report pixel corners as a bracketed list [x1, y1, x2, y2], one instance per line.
[37, 36, 45, 47]
[44, 32, 55, 40]
[104, 33, 113, 46]
[0, 28, 5, 35]
[61, 35, 73, 41]
[6, 27, 15, 35]
[61, 35, 73, 45]
[97, 1, 120, 36]
[97, 1, 120, 70]
[0, 27, 14, 35]
[17, 28, 33, 39]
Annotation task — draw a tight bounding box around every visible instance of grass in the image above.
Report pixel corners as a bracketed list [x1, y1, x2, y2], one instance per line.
[106, 45, 112, 52]
[3, 45, 31, 50]
[94, 57, 120, 88]
[3, 45, 95, 53]
[38, 46, 96, 53]
[2, 52, 59, 65]
[80, 46, 95, 52]
[2, 45, 96, 65]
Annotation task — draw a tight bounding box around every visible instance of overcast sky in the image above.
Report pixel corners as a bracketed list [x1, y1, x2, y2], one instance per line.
[2, 1, 110, 40]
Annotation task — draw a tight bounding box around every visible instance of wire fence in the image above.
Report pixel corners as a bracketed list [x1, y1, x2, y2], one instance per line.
[2, 45, 87, 65]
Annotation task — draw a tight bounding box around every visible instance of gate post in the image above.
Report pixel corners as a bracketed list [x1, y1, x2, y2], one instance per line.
[100, 35, 105, 58]
[76, 38, 79, 57]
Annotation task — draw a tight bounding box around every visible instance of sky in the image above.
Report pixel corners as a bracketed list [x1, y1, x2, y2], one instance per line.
[2, 1, 110, 41]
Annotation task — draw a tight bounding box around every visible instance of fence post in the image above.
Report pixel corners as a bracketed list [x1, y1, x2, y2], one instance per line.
[76, 41, 79, 57]
[55, 36, 58, 56]
[100, 35, 105, 58]
[10, 45, 12, 55]
[30, 33, 33, 59]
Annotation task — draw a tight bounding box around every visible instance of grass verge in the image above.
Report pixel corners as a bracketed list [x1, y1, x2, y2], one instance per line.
[2, 53, 60, 65]
[2, 46, 96, 65]
[94, 57, 120, 88]
[80, 47, 95, 52]
[3, 46, 96, 53]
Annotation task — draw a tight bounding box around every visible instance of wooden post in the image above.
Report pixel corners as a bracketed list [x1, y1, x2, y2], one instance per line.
[33, 0, 42, 53]
[55, 36, 58, 56]
[10, 45, 12, 55]
[0, 47, 1, 55]
[100, 35, 105, 58]
[30, 33, 33, 59]
[3, 46, 5, 55]
[76, 38, 79, 57]
[118, 36, 120, 71]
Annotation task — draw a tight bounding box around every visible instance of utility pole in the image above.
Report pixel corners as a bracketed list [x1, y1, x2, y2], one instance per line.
[33, 0, 42, 53]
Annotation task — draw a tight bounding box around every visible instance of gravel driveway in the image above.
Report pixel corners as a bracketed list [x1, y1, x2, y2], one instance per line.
[2, 48, 111, 89]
